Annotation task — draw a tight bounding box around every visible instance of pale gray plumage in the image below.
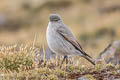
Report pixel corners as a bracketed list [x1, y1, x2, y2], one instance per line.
[46, 14, 95, 65]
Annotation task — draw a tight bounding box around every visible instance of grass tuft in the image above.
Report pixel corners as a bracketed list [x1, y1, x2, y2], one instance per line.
[0, 44, 120, 79]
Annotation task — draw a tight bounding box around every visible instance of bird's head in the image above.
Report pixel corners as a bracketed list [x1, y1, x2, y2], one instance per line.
[49, 14, 61, 22]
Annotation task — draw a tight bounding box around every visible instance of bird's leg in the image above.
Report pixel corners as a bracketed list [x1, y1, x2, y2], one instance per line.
[64, 56, 69, 71]
[61, 56, 68, 65]
[65, 56, 68, 64]
[60, 56, 68, 68]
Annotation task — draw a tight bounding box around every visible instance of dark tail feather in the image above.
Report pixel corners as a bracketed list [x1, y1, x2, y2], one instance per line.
[83, 51, 93, 59]
[82, 56, 96, 65]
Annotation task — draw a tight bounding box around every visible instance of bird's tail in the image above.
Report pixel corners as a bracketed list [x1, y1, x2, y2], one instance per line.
[82, 55, 96, 65]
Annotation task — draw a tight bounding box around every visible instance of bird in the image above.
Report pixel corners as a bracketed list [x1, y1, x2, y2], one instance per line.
[46, 14, 95, 65]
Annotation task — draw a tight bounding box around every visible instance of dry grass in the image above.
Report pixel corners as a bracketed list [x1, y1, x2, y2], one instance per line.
[0, 44, 119, 80]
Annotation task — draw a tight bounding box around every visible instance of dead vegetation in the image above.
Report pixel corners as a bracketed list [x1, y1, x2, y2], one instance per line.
[0, 44, 119, 80]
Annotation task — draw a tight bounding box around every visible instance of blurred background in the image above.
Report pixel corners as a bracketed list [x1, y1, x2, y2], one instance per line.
[0, 0, 120, 58]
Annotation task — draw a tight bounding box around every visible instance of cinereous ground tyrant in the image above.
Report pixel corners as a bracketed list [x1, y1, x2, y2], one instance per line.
[46, 14, 95, 65]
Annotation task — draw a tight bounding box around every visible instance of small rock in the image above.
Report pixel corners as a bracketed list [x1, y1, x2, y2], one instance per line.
[97, 40, 120, 65]
[77, 77, 89, 80]
[117, 70, 120, 73]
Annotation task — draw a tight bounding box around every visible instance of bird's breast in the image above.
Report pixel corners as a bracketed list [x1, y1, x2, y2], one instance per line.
[46, 24, 60, 52]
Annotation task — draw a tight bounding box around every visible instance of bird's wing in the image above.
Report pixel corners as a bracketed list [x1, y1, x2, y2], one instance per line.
[57, 28, 92, 59]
